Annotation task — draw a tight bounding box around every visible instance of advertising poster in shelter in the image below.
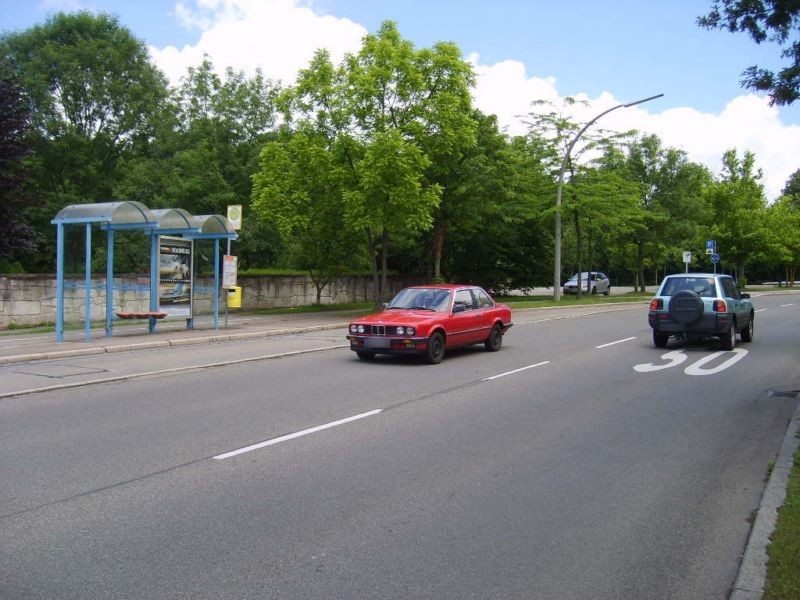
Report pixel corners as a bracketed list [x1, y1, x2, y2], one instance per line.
[158, 236, 193, 317]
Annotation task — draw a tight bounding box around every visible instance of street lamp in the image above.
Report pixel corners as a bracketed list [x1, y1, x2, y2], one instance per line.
[553, 93, 664, 301]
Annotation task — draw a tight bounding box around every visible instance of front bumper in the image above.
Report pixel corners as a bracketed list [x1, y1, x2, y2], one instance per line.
[346, 335, 428, 355]
[648, 311, 733, 336]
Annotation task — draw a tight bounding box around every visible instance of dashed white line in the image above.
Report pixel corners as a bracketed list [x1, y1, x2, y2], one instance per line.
[595, 336, 636, 349]
[755, 308, 768, 313]
[213, 409, 383, 460]
[483, 361, 550, 381]
[780, 303, 795, 308]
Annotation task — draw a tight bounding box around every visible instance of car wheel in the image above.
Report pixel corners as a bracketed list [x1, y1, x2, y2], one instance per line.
[740, 314, 754, 342]
[668, 290, 704, 325]
[485, 323, 503, 352]
[425, 331, 445, 364]
[720, 322, 736, 351]
[653, 331, 669, 348]
[356, 351, 375, 361]
[604, 286, 610, 296]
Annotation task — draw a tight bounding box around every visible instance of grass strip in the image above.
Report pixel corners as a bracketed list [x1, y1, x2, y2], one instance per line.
[763, 444, 800, 600]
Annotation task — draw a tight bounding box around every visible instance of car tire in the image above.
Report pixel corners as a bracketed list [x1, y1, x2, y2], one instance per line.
[604, 287, 610, 296]
[653, 331, 669, 348]
[356, 351, 375, 361]
[740, 314, 754, 342]
[485, 323, 503, 352]
[668, 290, 704, 324]
[425, 331, 445, 364]
[720, 322, 736, 351]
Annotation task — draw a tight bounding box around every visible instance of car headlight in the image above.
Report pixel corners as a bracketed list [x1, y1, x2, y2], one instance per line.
[357, 325, 365, 334]
[396, 326, 405, 335]
[349, 324, 357, 333]
[406, 326, 415, 336]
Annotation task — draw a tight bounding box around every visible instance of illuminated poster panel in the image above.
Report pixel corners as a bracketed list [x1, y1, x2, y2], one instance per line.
[158, 236, 193, 317]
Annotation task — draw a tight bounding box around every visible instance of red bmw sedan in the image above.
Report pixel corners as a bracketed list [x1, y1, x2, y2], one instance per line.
[346, 284, 513, 364]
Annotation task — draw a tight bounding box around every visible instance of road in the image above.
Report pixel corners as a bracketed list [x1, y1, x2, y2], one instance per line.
[1, 298, 798, 599]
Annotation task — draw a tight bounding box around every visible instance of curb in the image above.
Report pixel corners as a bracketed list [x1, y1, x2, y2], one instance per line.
[0, 322, 351, 366]
[730, 400, 800, 599]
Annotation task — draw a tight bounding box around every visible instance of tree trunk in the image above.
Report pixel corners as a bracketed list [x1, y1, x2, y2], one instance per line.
[432, 220, 446, 281]
[380, 228, 390, 304]
[637, 241, 646, 293]
[367, 231, 380, 305]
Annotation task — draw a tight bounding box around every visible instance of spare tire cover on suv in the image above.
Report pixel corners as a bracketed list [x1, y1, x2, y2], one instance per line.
[668, 290, 704, 324]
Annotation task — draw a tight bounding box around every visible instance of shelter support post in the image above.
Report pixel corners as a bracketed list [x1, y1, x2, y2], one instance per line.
[213, 239, 220, 330]
[105, 229, 114, 336]
[84, 223, 92, 341]
[56, 223, 65, 342]
[149, 234, 159, 333]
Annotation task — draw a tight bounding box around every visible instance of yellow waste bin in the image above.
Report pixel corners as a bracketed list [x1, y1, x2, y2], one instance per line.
[227, 286, 242, 308]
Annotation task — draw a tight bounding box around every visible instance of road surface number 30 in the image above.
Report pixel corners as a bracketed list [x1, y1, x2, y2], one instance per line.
[633, 349, 748, 376]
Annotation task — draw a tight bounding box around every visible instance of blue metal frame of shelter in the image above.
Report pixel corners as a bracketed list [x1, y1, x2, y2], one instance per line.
[51, 202, 237, 342]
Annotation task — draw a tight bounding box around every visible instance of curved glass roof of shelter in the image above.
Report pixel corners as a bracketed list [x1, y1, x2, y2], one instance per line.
[150, 208, 200, 233]
[192, 214, 237, 238]
[52, 201, 156, 227]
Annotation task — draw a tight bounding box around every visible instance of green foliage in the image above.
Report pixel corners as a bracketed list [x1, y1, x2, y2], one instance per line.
[699, 0, 800, 105]
[0, 56, 37, 263]
[1, 11, 170, 271]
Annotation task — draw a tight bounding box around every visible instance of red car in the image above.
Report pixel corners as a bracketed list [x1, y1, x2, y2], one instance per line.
[346, 284, 513, 364]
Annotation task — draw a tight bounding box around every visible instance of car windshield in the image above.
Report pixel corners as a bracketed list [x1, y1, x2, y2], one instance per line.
[661, 276, 717, 298]
[569, 273, 593, 281]
[387, 288, 452, 312]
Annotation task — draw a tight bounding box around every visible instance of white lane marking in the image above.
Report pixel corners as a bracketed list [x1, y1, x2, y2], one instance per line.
[213, 409, 383, 460]
[780, 303, 795, 308]
[633, 350, 689, 373]
[595, 336, 636, 349]
[483, 361, 550, 381]
[755, 308, 768, 313]
[684, 349, 748, 376]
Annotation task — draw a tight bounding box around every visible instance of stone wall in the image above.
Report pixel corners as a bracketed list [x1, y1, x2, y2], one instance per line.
[0, 274, 421, 329]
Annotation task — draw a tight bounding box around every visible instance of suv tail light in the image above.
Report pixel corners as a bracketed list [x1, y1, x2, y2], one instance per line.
[650, 299, 663, 310]
[713, 299, 728, 312]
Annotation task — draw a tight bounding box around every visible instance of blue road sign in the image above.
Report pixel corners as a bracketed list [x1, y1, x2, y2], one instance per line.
[711, 253, 720, 264]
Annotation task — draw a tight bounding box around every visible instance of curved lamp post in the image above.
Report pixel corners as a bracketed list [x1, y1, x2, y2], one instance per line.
[553, 93, 663, 301]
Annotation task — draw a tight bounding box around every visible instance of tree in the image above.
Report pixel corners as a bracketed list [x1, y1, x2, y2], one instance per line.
[706, 149, 770, 282]
[252, 127, 364, 302]
[274, 21, 475, 301]
[604, 135, 712, 291]
[0, 57, 37, 268]
[1, 11, 170, 271]
[699, 1, 800, 105]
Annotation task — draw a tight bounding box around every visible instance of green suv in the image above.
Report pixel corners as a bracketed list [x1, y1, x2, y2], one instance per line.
[647, 273, 754, 350]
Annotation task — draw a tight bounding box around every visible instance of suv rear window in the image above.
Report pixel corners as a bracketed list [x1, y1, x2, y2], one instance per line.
[661, 276, 717, 298]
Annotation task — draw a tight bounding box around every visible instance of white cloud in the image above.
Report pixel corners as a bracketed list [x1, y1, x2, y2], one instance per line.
[150, 0, 366, 86]
[149, 0, 799, 201]
[470, 56, 800, 201]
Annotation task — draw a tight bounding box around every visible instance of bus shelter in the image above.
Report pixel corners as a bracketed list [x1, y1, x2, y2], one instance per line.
[51, 202, 237, 342]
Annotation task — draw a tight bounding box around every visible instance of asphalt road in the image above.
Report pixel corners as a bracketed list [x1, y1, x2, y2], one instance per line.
[1, 298, 798, 599]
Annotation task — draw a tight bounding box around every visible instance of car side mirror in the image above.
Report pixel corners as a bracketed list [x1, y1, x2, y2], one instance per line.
[453, 303, 465, 313]
[381, 302, 389, 310]
[741, 293, 750, 299]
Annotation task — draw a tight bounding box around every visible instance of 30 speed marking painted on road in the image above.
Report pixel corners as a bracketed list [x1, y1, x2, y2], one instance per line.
[633, 349, 748, 376]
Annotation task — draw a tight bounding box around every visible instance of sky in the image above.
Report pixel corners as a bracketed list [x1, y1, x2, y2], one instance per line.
[3, 0, 800, 200]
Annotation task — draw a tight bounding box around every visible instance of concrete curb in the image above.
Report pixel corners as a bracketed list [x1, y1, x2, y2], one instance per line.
[730, 401, 800, 600]
[0, 322, 351, 366]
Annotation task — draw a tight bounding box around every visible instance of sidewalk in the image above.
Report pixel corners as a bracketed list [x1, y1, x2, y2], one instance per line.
[0, 310, 354, 365]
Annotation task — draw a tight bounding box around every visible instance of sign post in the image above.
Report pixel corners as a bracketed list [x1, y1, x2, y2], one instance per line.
[682, 251, 692, 273]
[224, 205, 243, 327]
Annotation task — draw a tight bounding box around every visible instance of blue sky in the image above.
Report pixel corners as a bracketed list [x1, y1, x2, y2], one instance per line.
[2, 0, 800, 198]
